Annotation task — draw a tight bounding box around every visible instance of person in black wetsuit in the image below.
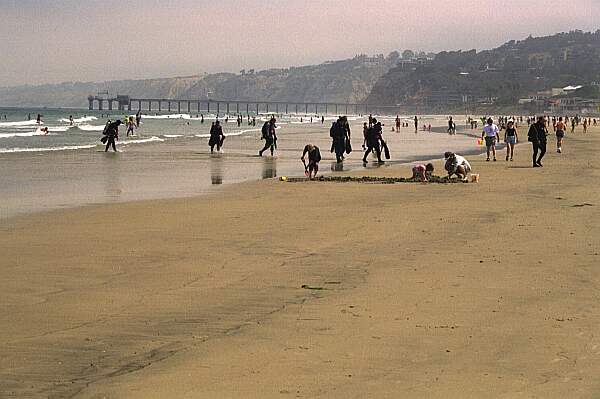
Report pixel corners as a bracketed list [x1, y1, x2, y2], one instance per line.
[103, 120, 122, 152]
[259, 118, 277, 156]
[362, 119, 383, 164]
[528, 116, 547, 167]
[135, 111, 142, 128]
[330, 116, 350, 162]
[208, 120, 225, 153]
[301, 143, 321, 179]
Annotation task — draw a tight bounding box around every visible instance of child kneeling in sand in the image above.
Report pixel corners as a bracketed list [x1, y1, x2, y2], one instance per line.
[444, 152, 471, 181]
[301, 144, 321, 180]
[412, 163, 434, 182]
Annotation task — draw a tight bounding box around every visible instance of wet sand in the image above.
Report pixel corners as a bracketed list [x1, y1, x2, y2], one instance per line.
[1, 126, 599, 398]
[0, 117, 475, 219]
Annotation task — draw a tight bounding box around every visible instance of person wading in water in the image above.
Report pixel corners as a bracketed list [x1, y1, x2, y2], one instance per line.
[102, 120, 122, 152]
[209, 120, 225, 153]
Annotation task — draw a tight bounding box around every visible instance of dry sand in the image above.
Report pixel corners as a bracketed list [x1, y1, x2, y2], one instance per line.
[1, 126, 599, 398]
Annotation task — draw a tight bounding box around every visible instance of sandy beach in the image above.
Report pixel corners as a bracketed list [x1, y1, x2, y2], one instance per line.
[1, 125, 599, 398]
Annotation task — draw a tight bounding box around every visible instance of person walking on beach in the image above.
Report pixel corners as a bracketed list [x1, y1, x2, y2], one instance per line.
[448, 116, 455, 134]
[209, 120, 225, 153]
[362, 119, 383, 164]
[301, 143, 321, 180]
[482, 117, 500, 161]
[395, 115, 401, 132]
[259, 118, 277, 156]
[555, 117, 566, 153]
[102, 120, 122, 152]
[527, 116, 547, 167]
[362, 122, 369, 149]
[414, 115, 418, 133]
[503, 120, 518, 161]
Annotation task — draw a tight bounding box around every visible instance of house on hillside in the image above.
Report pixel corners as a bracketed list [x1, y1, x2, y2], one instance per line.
[550, 97, 599, 114]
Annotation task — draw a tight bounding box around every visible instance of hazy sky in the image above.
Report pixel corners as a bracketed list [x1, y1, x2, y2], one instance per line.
[1, 0, 599, 87]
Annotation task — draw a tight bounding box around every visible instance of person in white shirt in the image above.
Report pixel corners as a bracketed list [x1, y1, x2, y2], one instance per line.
[481, 117, 500, 161]
[444, 152, 471, 181]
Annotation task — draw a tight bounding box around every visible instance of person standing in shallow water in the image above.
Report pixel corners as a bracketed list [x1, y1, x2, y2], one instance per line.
[135, 111, 142, 128]
[330, 116, 350, 163]
[528, 116, 547, 167]
[362, 119, 383, 164]
[209, 121, 225, 153]
[103, 120, 122, 152]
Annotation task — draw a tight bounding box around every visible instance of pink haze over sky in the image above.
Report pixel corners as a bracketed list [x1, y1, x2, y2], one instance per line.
[1, 0, 599, 86]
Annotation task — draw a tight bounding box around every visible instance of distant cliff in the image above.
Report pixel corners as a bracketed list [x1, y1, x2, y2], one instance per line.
[0, 55, 397, 108]
[367, 30, 600, 111]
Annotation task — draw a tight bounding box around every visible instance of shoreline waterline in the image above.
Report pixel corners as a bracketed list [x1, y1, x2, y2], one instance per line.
[1, 115, 483, 220]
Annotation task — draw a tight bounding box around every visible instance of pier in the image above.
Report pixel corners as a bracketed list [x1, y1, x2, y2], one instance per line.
[87, 95, 373, 115]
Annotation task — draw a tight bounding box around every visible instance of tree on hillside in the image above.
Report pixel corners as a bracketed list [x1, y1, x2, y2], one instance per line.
[402, 50, 415, 60]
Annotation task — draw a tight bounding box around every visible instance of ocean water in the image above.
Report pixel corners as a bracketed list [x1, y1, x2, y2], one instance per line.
[0, 108, 480, 219]
[0, 108, 282, 153]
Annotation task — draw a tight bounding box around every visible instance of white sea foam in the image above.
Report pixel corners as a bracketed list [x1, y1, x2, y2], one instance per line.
[58, 116, 97, 123]
[0, 127, 62, 138]
[77, 124, 106, 131]
[120, 136, 164, 145]
[141, 113, 220, 120]
[0, 144, 98, 153]
[195, 128, 259, 139]
[163, 134, 184, 138]
[141, 113, 191, 120]
[0, 120, 40, 127]
[46, 126, 73, 132]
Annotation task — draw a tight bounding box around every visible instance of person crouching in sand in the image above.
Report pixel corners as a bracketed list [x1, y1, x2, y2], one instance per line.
[412, 163, 434, 182]
[301, 144, 321, 180]
[444, 152, 471, 181]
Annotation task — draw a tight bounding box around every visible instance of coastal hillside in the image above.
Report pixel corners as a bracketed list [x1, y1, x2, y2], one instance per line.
[367, 30, 600, 109]
[0, 55, 397, 108]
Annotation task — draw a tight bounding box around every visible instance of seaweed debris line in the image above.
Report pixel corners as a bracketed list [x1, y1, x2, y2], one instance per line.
[282, 175, 469, 184]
